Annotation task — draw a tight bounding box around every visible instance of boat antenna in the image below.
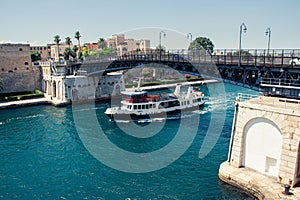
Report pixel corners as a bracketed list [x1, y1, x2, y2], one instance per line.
[136, 77, 143, 91]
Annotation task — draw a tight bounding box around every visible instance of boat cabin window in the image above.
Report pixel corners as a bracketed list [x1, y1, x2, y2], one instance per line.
[159, 100, 180, 109]
[134, 105, 137, 110]
[138, 105, 141, 110]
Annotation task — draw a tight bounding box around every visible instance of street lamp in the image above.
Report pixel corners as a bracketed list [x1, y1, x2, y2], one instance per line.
[265, 27, 271, 57]
[187, 33, 193, 44]
[159, 30, 166, 50]
[239, 23, 247, 66]
[159, 30, 166, 61]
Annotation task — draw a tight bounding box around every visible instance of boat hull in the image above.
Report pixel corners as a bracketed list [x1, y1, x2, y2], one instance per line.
[106, 103, 205, 120]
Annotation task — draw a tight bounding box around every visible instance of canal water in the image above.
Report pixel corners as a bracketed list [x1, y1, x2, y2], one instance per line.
[0, 83, 257, 199]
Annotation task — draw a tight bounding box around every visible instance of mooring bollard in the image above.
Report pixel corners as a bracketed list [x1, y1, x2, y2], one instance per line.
[283, 184, 291, 195]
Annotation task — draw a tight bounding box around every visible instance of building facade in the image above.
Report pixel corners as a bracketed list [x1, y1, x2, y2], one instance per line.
[49, 43, 74, 62]
[30, 45, 50, 61]
[116, 39, 150, 55]
[41, 62, 125, 105]
[0, 43, 41, 93]
[106, 34, 150, 55]
[106, 34, 125, 49]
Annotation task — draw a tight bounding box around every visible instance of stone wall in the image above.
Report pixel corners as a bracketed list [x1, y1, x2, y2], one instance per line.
[0, 68, 42, 93]
[0, 43, 42, 93]
[228, 96, 300, 186]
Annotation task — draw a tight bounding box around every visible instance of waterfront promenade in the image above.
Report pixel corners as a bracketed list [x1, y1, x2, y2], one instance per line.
[219, 162, 300, 200]
[0, 97, 49, 110]
[0, 80, 218, 109]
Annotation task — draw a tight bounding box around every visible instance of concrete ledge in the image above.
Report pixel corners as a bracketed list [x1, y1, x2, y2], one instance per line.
[0, 98, 50, 110]
[219, 162, 300, 200]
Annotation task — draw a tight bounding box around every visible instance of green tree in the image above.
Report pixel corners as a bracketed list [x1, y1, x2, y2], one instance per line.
[54, 35, 61, 60]
[231, 50, 253, 57]
[30, 51, 41, 62]
[81, 46, 88, 58]
[72, 45, 78, 59]
[74, 31, 81, 56]
[155, 44, 166, 52]
[188, 37, 214, 53]
[63, 48, 72, 60]
[97, 38, 106, 49]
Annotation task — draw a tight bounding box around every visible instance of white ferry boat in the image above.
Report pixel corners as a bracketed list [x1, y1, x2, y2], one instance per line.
[105, 83, 205, 120]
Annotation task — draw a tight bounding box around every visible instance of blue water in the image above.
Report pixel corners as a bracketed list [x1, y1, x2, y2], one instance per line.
[0, 83, 257, 199]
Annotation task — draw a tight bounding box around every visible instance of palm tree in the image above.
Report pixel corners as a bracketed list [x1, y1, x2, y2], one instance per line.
[64, 37, 72, 60]
[97, 37, 106, 50]
[54, 35, 61, 61]
[65, 37, 72, 49]
[74, 31, 81, 55]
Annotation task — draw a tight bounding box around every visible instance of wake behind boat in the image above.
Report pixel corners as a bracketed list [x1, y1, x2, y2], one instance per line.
[105, 83, 205, 120]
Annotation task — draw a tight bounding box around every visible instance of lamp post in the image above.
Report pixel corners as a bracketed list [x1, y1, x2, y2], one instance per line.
[187, 33, 192, 44]
[265, 27, 271, 57]
[187, 33, 193, 59]
[159, 30, 166, 50]
[239, 23, 247, 66]
[159, 30, 166, 61]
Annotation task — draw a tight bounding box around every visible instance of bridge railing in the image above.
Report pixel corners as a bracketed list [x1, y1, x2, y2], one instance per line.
[260, 78, 300, 88]
[212, 49, 300, 67]
[112, 49, 300, 68]
[77, 49, 300, 74]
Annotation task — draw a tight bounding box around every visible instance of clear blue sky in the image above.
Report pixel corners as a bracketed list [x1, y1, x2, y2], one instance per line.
[1, 0, 299, 49]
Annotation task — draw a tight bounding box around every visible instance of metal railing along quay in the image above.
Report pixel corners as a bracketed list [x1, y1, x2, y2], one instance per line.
[236, 93, 300, 111]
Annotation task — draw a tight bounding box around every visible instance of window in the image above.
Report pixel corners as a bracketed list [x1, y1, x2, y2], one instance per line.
[19, 48, 23, 51]
[24, 62, 29, 65]
[138, 105, 141, 109]
[134, 105, 137, 110]
[142, 105, 145, 109]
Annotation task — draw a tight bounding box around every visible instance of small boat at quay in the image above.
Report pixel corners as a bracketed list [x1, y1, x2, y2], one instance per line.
[105, 83, 205, 120]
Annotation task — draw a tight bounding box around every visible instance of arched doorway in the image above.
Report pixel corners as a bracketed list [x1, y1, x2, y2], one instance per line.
[72, 89, 79, 101]
[57, 81, 61, 100]
[115, 84, 121, 95]
[52, 81, 57, 98]
[95, 86, 102, 98]
[243, 118, 282, 177]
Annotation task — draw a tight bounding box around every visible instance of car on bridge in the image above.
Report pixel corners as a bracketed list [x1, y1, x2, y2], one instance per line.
[172, 54, 190, 61]
[136, 54, 148, 59]
[290, 58, 300, 66]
